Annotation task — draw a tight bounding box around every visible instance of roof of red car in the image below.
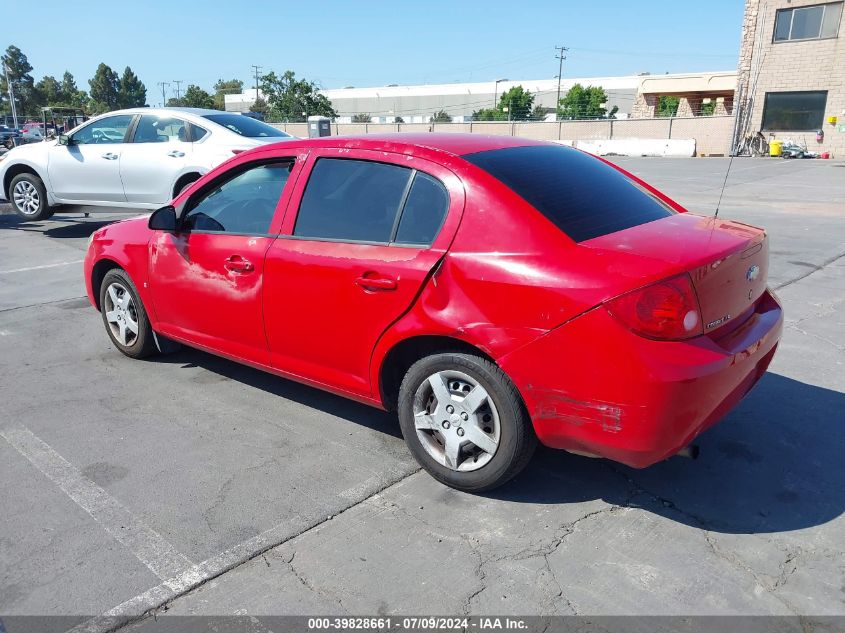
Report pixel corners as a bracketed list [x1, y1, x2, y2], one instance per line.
[269, 133, 550, 157]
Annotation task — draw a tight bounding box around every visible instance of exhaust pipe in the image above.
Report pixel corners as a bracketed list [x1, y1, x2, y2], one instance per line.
[676, 444, 700, 460]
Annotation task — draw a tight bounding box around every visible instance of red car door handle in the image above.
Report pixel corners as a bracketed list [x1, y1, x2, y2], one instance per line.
[354, 275, 397, 291]
[224, 255, 254, 273]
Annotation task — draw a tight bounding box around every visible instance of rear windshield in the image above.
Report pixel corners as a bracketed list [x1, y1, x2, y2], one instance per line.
[463, 145, 675, 242]
[202, 114, 291, 139]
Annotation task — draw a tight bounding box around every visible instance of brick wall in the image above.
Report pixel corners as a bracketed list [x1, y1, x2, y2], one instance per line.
[272, 117, 735, 156]
[737, 0, 845, 157]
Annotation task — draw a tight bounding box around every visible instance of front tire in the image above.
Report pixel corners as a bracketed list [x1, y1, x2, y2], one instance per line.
[99, 269, 158, 359]
[398, 353, 537, 492]
[9, 173, 54, 221]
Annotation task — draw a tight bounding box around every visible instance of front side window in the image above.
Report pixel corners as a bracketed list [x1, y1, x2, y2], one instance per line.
[774, 2, 842, 41]
[133, 115, 189, 143]
[761, 91, 828, 130]
[293, 158, 450, 245]
[72, 115, 133, 145]
[182, 162, 292, 235]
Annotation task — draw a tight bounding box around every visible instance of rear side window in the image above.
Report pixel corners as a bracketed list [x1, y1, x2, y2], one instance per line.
[202, 114, 290, 138]
[395, 173, 449, 245]
[463, 145, 674, 242]
[294, 158, 449, 246]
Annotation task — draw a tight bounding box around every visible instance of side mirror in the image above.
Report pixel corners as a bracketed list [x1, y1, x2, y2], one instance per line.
[148, 205, 178, 232]
[58, 134, 71, 146]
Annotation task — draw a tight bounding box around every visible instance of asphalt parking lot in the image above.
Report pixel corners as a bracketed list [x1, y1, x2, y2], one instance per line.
[1, 157, 843, 629]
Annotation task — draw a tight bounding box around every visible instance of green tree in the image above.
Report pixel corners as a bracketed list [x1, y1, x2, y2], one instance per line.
[351, 113, 371, 123]
[1, 45, 38, 116]
[531, 105, 550, 121]
[394, 115, 405, 124]
[182, 84, 214, 109]
[557, 84, 609, 119]
[657, 95, 679, 117]
[61, 72, 88, 109]
[700, 100, 715, 116]
[117, 66, 146, 108]
[213, 78, 243, 110]
[260, 70, 336, 122]
[36, 75, 62, 105]
[473, 85, 534, 121]
[429, 109, 452, 123]
[88, 63, 120, 111]
[472, 107, 506, 121]
[498, 86, 534, 121]
[251, 96, 269, 115]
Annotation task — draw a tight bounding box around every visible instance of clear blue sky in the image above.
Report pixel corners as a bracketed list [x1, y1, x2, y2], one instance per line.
[6, 0, 743, 99]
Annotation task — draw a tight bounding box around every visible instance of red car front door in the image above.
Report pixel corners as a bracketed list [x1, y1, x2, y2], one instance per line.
[149, 157, 302, 365]
[263, 149, 464, 400]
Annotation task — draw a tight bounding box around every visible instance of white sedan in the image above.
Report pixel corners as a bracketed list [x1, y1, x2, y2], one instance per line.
[0, 107, 294, 220]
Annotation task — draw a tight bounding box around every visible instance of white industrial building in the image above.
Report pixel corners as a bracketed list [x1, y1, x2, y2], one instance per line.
[224, 75, 642, 122]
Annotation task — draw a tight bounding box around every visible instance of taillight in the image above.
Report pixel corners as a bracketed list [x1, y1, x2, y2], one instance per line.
[605, 273, 703, 340]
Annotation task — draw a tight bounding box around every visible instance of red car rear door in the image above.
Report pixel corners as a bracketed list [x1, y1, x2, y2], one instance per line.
[263, 148, 464, 400]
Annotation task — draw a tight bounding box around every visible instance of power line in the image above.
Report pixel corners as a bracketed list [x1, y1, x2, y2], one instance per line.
[251, 65, 262, 99]
[555, 45, 568, 120]
[157, 81, 169, 107]
[173, 80, 183, 100]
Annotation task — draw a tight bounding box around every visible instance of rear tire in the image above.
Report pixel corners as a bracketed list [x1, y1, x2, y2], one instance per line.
[9, 173, 54, 221]
[99, 269, 158, 359]
[398, 353, 536, 492]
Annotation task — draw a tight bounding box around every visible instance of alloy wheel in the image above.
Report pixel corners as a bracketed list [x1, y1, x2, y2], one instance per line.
[12, 180, 41, 216]
[413, 370, 501, 472]
[104, 282, 139, 347]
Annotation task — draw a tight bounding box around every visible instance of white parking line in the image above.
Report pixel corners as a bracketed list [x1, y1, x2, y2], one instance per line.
[0, 260, 84, 274]
[68, 514, 314, 633]
[0, 424, 194, 581]
[69, 465, 420, 633]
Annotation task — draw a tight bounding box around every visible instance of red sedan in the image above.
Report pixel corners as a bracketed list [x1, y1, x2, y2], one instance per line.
[84, 134, 782, 491]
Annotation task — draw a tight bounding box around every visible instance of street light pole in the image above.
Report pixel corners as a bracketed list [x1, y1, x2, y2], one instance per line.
[4, 63, 18, 129]
[493, 78, 507, 109]
[555, 45, 568, 120]
[157, 82, 170, 108]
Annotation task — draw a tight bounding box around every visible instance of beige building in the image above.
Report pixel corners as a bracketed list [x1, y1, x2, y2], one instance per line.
[736, 0, 844, 156]
[631, 72, 737, 118]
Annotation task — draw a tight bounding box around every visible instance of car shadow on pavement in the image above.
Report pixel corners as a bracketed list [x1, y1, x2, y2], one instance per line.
[0, 213, 116, 238]
[157, 346, 403, 439]
[493, 372, 845, 535]
[151, 345, 843, 536]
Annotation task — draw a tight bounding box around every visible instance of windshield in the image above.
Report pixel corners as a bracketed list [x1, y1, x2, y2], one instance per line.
[463, 145, 675, 242]
[202, 114, 291, 139]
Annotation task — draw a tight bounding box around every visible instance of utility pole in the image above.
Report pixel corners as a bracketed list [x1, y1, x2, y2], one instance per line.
[157, 81, 170, 107]
[4, 62, 18, 129]
[251, 64, 262, 100]
[173, 80, 183, 100]
[555, 45, 568, 120]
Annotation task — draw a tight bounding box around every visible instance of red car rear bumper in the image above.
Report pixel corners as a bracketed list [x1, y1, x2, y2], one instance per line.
[500, 289, 783, 468]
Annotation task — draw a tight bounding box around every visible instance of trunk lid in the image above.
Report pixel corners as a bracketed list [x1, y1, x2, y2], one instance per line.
[582, 213, 769, 334]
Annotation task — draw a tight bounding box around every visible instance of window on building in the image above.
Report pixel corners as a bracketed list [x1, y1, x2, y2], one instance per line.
[774, 2, 842, 41]
[761, 91, 828, 131]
